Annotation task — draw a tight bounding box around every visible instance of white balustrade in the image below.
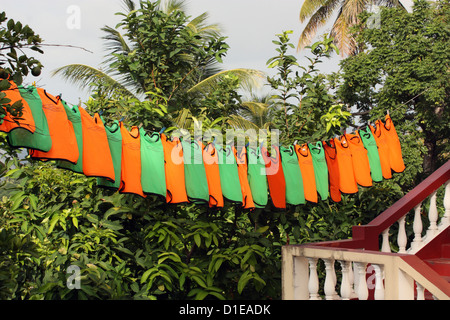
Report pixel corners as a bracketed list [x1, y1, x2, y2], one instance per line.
[397, 215, 407, 253]
[307, 258, 321, 300]
[427, 190, 438, 236]
[411, 203, 423, 251]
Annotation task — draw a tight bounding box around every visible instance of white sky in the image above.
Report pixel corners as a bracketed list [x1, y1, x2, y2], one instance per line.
[1, 0, 342, 106]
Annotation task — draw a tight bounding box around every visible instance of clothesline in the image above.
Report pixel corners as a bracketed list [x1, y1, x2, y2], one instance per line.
[0, 81, 406, 211]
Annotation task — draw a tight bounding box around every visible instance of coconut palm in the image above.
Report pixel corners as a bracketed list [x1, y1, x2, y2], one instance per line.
[53, 0, 263, 101]
[298, 0, 406, 56]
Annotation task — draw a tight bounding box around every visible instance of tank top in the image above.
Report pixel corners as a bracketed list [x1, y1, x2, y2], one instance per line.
[7, 85, 52, 152]
[247, 147, 268, 208]
[345, 133, 372, 187]
[294, 143, 318, 203]
[119, 123, 146, 198]
[280, 145, 305, 205]
[322, 140, 341, 202]
[0, 81, 35, 134]
[57, 101, 84, 174]
[370, 121, 392, 180]
[202, 143, 224, 208]
[29, 89, 78, 164]
[383, 115, 405, 173]
[79, 108, 115, 181]
[140, 128, 166, 198]
[182, 139, 209, 204]
[308, 141, 329, 201]
[217, 144, 243, 204]
[261, 145, 286, 209]
[161, 134, 188, 204]
[334, 135, 358, 194]
[233, 146, 255, 210]
[97, 120, 122, 189]
[357, 126, 383, 182]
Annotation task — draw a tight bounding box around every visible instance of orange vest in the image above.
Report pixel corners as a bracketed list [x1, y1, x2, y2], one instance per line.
[346, 133, 372, 187]
[295, 143, 318, 203]
[202, 143, 224, 208]
[383, 115, 405, 173]
[334, 136, 358, 194]
[234, 146, 255, 210]
[29, 89, 79, 164]
[119, 123, 145, 198]
[161, 134, 188, 204]
[0, 81, 35, 134]
[370, 121, 392, 180]
[262, 145, 286, 209]
[79, 108, 115, 181]
[322, 140, 341, 202]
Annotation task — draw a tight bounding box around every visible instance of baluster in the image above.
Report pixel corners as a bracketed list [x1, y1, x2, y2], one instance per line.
[354, 262, 368, 300]
[339, 260, 352, 300]
[412, 203, 423, 251]
[372, 264, 385, 300]
[397, 215, 407, 253]
[307, 258, 321, 300]
[443, 181, 450, 225]
[416, 282, 425, 300]
[427, 190, 438, 236]
[324, 259, 337, 300]
[381, 228, 391, 253]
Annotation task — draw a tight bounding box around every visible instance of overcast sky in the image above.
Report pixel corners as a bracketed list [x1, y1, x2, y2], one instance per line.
[2, 0, 343, 106]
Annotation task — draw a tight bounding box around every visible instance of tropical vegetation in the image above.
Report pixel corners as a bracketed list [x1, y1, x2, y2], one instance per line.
[0, 0, 448, 300]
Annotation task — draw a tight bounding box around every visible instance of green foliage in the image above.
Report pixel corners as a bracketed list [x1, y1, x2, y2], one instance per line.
[338, 0, 449, 177]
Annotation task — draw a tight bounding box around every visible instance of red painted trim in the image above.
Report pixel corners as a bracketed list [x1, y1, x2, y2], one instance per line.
[400, 254, 450, 297]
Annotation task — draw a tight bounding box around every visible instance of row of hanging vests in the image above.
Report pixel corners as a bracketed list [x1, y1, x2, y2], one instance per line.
[0, 81, 406, 210]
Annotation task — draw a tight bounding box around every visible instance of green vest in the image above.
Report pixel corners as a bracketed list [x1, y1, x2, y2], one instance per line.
[57, 102, 83, 174]
[7, 85, 52, 152]
[182, 139, 209, 204]
[359, 126, 383, 182]
[217, 144, 242, 203]
[280, 145, 305, 205]
[97, 119, 122, 189]
[140, 128, 166, 197]
[308, 141, 329, 201]
[247, 147, 268, 208]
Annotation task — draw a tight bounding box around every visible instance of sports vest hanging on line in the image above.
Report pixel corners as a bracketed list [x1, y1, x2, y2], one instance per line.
[140, 128, 166, 198]
[182, 139, 209, 204]
[0, 81, 36, 134]
[261, 145, 286, 209]
[29, 89, 79, 164]
[246, 147, 268, 208]
[161, 134, 188, 204]
[79, 108, 115, 182]
[218, 144, 243, 204]
[203, 142, 224, 208]
[308, 141, 329, 201]
[97, 119, 122, 190]
[334, 135, 358, 194]
[57, 101, 84, 174]
[118, 123, 146, 198]
[233, 146, 255, 210]
[280, 145, 305, 205]
[357, 126, 383, 182]
[294, 143, 318, 203]
[370, 121, 392, 180]
[382, 114, 405, 174]
[322, 139, 342, 203]
[345, 133, 372, 188]
[7, 85, 52, 152]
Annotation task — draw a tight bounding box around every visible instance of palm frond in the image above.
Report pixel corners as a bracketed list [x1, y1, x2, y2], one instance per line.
[187, 12, 223, 40]
[188, 69, 265, 94]
[300, 0, 332, 22]
[101, 26, 131, 65]
[330, 11, 356, 56]
[298, 0, 342, 50]
[51, 64, 138, 99]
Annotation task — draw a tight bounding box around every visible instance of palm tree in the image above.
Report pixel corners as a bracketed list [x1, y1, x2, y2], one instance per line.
[298, 0, 406, 56]
[53, 0, 263, 101]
